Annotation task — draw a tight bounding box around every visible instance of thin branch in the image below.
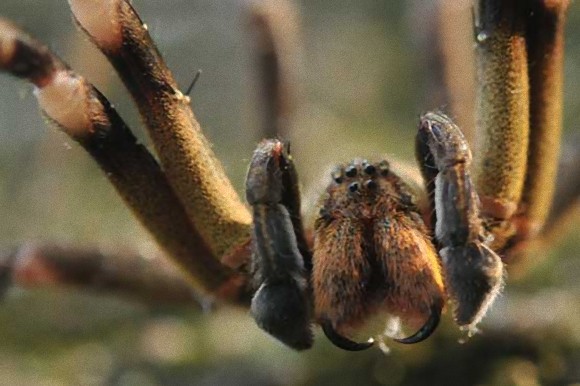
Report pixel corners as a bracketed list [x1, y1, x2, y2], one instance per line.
[247, 0, 302, 139]
[68, 0, 252, 264]
[0, 244, 201, 306]
[546, 134, 580, 228]
[516, 0, 570, 240]
[506, 134, 580, 263]
[0, 19, 247, 301]
[436, 0, 477, 146]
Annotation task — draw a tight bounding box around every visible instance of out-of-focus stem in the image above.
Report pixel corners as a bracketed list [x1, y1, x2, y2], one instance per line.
[0, 245, 201, 306]
[516, 0, 570, 240]
[247, 0, 302, 139]
[437, 0, 476, 146]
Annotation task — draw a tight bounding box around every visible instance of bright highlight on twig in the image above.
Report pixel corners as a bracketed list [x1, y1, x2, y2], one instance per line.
[68, 0, 122, 50]
[35, 71, 94, 137]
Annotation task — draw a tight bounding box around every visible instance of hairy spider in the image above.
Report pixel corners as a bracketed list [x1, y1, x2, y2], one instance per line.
[245, 112, 502, 350]
[0, 0, 577, 355]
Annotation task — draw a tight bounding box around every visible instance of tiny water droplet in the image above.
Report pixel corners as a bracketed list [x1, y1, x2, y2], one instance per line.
[477, 31, 489, 43]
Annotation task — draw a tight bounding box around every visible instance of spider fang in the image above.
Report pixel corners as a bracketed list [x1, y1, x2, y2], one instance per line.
[393, 302, 442, 344]
[321, 319, 374, 351]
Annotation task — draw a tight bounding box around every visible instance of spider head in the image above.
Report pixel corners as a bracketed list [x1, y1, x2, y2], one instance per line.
[314, 158, 445, 348]
[321, 159, 415, 221]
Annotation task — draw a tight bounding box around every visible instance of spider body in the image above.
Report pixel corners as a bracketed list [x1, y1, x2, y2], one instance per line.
[246, 113, 502, 351]
[312, 158, 445, 345]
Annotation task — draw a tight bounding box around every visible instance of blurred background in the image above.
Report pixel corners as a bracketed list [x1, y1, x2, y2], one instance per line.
[0, 0, 579, 385]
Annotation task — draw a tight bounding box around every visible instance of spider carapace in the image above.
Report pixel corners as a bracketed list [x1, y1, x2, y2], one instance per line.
[246, 112, 504, 351]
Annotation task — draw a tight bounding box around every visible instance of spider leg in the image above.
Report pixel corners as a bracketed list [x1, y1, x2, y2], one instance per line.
[246, 139, 313, 350]
[543, 135, 580, 237]
[511, 0, 570, 253]
[68, 0, 252, 263]
[508, 135, 580, 270]
[0, 245, 200, 307]
[473, 0, 571, 256]
[417, 112, 503, 330]
[0, 20, 243, 299]
[472, 0, 530, 249]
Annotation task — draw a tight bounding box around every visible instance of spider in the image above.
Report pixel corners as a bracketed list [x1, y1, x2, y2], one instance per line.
[0, 0, 577, 354]
[245, 112, 502, 351]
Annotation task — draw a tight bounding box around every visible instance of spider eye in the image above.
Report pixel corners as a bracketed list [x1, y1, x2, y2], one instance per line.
[378, 160, 390, 175]
[363, 163, 376, 175]
[345, 165, 357, 177]
[331, 167, 344, 183]
[364, 179, 377, 190]
[348, 182, 359, 192]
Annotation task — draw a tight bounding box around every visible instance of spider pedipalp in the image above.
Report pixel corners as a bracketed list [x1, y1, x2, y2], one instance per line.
[416, 112, 504, 330]
[246, 140, 313, 350]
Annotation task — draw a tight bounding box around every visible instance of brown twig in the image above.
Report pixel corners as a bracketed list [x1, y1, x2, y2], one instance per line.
[247, 0, 302, 140]
[0, 244, 201, 306]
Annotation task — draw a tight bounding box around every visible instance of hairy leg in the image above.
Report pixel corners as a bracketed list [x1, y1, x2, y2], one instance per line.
[473, 0, 572, 257]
